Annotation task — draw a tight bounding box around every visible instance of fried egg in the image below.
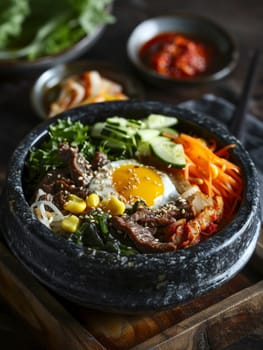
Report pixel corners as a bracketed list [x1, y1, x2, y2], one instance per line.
[89, 159, 178, 208]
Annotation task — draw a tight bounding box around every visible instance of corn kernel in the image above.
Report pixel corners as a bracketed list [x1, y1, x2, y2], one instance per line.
[61, 215, 80, 233]
[86, 193, 100, 209]
[105, 197, 126, 216]
[210, 163, 219, 179]
[63, 194, 86, 214]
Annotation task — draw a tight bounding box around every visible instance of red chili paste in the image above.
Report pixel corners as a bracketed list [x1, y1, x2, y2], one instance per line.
[139, 32, 216, 79]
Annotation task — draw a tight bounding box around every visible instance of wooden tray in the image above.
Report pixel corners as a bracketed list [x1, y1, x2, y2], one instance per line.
[0, 228, 262, 350]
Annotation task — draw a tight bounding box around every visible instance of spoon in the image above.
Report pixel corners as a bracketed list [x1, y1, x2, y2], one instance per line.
[229, 49, 261, 143]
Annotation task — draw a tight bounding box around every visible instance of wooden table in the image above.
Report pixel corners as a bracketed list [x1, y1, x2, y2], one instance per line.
[0, 1, 263, 349]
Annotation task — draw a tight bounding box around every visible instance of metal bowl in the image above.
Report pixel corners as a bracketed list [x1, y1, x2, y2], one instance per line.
[31, 61, 144, 120]
[0, 100, 260, 314]
[127, 14, 239, 87]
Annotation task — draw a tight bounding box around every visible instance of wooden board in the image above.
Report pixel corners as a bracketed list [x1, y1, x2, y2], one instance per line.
[0, 230, 262, 350]
[133, 281, 263, 350]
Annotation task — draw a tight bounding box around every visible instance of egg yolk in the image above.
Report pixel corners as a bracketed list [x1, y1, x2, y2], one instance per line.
[112, 164, 164, 206]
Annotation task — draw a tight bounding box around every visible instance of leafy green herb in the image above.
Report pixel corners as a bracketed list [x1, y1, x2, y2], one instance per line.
[25, 118, 94, 192]
[0, 0, 114, 60]
[0, 0, 30, 47]
[49, 118, 89, 147]
[75, 210, 137, 254]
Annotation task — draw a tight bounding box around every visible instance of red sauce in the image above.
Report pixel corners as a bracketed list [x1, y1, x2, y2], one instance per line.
[139, 32, 217, 79]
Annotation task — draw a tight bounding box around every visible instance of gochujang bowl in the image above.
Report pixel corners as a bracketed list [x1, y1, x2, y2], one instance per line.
[127, 15, 239, 87]
[1, 100, 261, 314]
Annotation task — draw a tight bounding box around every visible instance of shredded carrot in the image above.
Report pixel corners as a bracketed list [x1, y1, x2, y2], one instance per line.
[167, 133, 243, 216]
[215, 144, 236, 157]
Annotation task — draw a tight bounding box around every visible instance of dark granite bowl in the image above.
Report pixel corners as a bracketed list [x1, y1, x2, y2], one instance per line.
[0, 100, 261, 314]
[127, 14, 239, 87]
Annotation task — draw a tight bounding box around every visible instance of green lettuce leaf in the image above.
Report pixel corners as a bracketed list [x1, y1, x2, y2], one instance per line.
[0, 0, 30, 48]
[0, 0, 114, 59]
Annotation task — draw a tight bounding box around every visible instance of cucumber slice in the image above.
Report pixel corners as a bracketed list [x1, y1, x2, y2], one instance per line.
[107, 117, 145, 129]
[160, 127, 179, 137]
[104, 139, 127, 150]
[90, 122, 105, 138]
[135, 141, 151, 158]
[150, 137, 186, 168]
[145, 114, 178, 129]
[104, 124, 127, 135]
[137, 128, 160, 141]
[126, 119, 145, 128]
[101, 127, 131, 141]
[91, 122, 136, 144]
[106, 116, 127, 127]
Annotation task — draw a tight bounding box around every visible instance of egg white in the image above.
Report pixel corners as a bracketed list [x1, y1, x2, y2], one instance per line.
[89, 159, 179, 208]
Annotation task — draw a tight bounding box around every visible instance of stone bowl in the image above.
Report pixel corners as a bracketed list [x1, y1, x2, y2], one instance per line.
[0, 100, 261, 314]
[127, 14, 239, 87]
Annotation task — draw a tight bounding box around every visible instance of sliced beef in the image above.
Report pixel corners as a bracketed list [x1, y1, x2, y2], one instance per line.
[131, 198, 193, 227]
[91, 151, 109, 170]
[33, 142, 96, 211]
[111, 216, 177, 253]
[36, 170, 91, 209]
[37, 168, 69, 194]
[111, 198, 194, 253]
[58, 142, 93, 187]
